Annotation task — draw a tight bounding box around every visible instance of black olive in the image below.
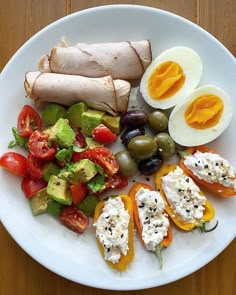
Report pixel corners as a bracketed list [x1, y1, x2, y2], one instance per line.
[138, 155, 163, 175]
[121, 110, 148, 128]
[121, 127, 145, 146]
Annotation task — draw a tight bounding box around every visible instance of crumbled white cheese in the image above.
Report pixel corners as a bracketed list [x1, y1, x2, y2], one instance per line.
[93, 197, 130, 264]
[161, 166, 206, 223]
[135, 188, 169, 251]
[184, 150, 236, 192]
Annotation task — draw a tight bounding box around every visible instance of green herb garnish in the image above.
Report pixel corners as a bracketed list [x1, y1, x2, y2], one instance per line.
[8, 127, 28, 149]
[55, 147, 73, 162]
[87, 174, 105, 193]
[46, 198, 63, 217]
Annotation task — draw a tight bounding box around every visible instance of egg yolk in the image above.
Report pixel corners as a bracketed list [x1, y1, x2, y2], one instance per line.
[148, 61, 185, 99]
[185, 94, 224, 129]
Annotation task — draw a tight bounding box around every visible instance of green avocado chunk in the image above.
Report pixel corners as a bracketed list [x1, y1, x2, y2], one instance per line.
[67, 102, 88, 127]
[47, 175, 72, 205]
[49, 118, 75, 148]
[62, 159, 98, 184]
[102, 114, 121, 135]
[81, 109, 105, 136]
[42, 103, 67, 126]
[29, 188, 49, 216]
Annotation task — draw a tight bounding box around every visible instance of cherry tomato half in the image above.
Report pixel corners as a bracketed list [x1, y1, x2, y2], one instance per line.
[26, 153, 47, 179]
[72, 146, 119, 176]
[105, 172, 128, 190]
[73, 128, 87, 149]
[28, 130, 56, 160]
[21, 176, 47, 198]
[92, 124, 117, 144]
[17, 105, 42, 138]
[59, 207, 89, 234]
[0, 152, 27, 177]
[70, 183, 88, 205]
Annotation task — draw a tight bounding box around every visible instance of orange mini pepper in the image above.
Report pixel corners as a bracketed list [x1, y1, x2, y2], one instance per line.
[93, 194, 134, 271]
[155, 164, 218, 232]
[128, 182, 172, 269]
[178, 146, 236, 198]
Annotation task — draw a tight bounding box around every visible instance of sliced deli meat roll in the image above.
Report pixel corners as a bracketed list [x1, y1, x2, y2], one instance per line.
[24, 71, 131, 115]
[39, 40, 152, 80]
[113, 79, 131, 113]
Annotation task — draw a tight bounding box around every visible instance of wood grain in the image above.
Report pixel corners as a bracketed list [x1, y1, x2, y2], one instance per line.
[198, 0, 236, 56]
[0, 0, 67, 71]
[0, 0, 235, 294]
[70, 0, 196, 21]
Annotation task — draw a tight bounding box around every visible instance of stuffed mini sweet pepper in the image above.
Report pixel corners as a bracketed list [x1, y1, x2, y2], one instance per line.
[155, 164, 218, 232]
[179, 145, 236, 197]
[128, 182, 172, 269]
[93, 195, 134, 271]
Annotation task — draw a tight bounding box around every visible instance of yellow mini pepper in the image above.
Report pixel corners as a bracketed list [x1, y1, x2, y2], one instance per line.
[93, 194, 134, 271]
[155, 163, 218, 232]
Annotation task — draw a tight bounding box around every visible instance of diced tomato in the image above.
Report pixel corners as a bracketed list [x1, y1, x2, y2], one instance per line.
[105, 172, 128, 190]
[59, 207, 89, 234]
[73, 128, 87, 148]
[92, 124, 117, 144]
[28, 130, 56, 160]
[70, 183, 88, 205]
[21, 176, 47, 198]
[26, 152, 47, 179]
[72, 146, 119, 176]
[0, 152, 27, 177]
[17, 105, 42, 138]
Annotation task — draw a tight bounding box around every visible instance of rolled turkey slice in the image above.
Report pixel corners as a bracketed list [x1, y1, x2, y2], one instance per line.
[113, 80, 131, 112]
[39, 40, 152, 80]
[24, 72, 131, 115]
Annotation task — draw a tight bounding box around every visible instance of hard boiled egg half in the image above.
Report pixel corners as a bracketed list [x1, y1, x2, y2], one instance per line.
[140, 47, 203, 109]
[168, 85, 233, 146]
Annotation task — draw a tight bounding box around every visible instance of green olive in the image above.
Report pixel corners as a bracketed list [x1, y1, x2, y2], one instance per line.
[115, 151, 138, 177]
[127, 135, 158, 160]
[155, 132, 176, 159]
[148, 110, 168, 132]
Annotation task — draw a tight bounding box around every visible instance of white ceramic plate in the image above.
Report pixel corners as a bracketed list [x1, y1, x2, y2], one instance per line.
[0, 5, 235, 291]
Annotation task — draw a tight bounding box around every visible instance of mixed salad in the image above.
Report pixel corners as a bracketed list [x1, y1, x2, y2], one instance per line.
[0, 102, 134, 231]
[1, 40, 236, 272]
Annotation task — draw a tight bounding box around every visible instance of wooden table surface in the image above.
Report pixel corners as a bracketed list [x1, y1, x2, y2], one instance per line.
[0, 1, 235, 294]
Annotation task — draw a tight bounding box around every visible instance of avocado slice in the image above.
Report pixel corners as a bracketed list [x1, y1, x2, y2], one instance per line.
[47, 175, 72, 205]
[67, 102, 88, 127]
[62, 159, 98, 184]
[29, 188, 49, 216]
[81, 109, 105, 136]
[102, 114, 121, 135]
[49, 118, 75, 148]
[42, 103, 67, 126]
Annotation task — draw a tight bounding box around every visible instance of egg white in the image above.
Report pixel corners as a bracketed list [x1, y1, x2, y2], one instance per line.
[168, 85, 233, 146]
[140, 47, 203, 109]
